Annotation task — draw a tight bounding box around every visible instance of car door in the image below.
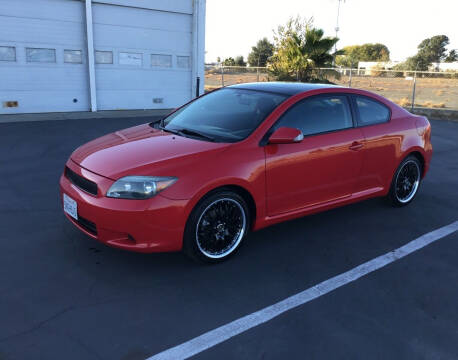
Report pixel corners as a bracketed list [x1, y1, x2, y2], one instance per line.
[264, 94, 365, 216]
[351, 95, 394, 192]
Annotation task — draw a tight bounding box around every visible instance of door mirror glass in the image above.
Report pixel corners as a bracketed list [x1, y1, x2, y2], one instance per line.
[268, 127, 303, 144]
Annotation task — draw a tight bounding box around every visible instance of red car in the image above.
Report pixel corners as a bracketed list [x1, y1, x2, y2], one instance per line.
[60, 83, 432, 263]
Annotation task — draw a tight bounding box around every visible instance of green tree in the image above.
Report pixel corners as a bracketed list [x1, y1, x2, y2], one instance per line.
[395, 55, 430, 71]
[395, 35, 450, 71]
[444, 49, 457, 62]
[248, 38, 274, 67]
[222, 56, 246, 67]
[269, 17, 339, 82]
[222, 57, 236, 66]
[417, 35, 449, 63]
[336, 43, 390, 68]
[234, 55, 247, 67]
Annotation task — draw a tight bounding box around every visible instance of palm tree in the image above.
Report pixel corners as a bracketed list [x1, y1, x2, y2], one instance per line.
[269, 17, 339, 82]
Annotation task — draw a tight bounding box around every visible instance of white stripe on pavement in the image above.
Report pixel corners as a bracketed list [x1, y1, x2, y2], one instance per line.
[147, 221, 458, 360]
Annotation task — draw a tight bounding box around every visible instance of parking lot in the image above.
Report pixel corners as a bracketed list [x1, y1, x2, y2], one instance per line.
[0, 116, 457, 359]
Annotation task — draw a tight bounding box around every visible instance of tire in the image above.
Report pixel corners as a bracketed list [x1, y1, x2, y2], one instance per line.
[183, 190, 250, 264]
[387, 155, 422, 207]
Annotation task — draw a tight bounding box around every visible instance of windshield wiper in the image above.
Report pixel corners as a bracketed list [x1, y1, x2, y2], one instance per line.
[177, 128, 216, 142]
[159, 126, 216, 142]
[159, 126, 179, 135]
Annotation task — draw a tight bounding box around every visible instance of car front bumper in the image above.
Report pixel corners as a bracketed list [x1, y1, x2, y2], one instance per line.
[59, 160, 187, 253]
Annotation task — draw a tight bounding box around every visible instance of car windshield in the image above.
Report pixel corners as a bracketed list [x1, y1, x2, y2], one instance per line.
[162, 88, 287, 142]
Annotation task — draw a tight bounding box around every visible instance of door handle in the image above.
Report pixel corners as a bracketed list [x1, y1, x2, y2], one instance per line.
[349, 141, 364, 151]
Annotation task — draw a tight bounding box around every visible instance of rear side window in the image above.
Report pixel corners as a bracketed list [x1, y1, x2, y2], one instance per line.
[274, 95, 353, 136]
[355, 96, 390, 126]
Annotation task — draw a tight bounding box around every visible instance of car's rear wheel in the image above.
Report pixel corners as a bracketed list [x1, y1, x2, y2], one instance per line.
[388, 155, 422, 207]
[183, 190, 249, 263]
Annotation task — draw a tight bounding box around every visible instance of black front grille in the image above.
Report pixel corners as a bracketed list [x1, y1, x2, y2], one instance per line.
[76, 215, 97, 235]
[65, 167, 98, 196]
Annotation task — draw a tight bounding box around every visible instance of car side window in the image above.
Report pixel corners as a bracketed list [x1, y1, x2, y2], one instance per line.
[355, 96, 390, 126]
[274, 95, 353, 136]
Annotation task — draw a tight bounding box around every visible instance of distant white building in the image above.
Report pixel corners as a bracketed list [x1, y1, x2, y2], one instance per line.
[357, 61, 401, 74]
[430, 62, 458, 72]
[0, 0, 206, 115]
[357, 61, 458, 74]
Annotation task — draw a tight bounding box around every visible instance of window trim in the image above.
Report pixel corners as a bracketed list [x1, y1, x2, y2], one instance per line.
[119, 51, 143, 66]
[351, 94, 392, 127]
[95, 50, 113, 64]
[64, 49, 83, 64]
[151, 53, 172, 68]
[176, 55, 191, 69]
[25, 47, 56, 63]
[0, 46, 16, 62]
[261, 93, 356, 146]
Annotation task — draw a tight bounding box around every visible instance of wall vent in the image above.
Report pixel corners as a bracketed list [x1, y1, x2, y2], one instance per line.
[3, 101, 18, 108]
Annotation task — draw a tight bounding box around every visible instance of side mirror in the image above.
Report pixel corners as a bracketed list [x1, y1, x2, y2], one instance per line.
[268, 127, 304, 144]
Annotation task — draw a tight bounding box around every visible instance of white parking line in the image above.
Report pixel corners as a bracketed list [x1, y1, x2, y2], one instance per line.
[147, 221, 458, 360]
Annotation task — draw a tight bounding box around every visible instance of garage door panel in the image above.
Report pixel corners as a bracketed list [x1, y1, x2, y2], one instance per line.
[93, 3, 192, 33]
[95, 68, 191, 109]
[94, 0, 193, 14]
[93, 24, 192, 53]
[97, 89, 191, 110]
[0, 0, 84, 23]
[1, 90, 89, 114]
[0, 65, 88, 91]
[0, 17, 85, 46]
[95, 69, 191, 90]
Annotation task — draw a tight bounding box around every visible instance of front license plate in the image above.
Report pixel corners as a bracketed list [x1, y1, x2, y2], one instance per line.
[63, 193, 78, 220]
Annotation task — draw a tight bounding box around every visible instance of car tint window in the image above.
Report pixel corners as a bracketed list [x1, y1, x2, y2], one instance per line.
[163, 88, 287, 142]
[275, 95, 353, 136]
[355, 96, 390, 125]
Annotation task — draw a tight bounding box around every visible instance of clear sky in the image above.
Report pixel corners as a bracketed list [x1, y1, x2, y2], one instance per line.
[205, 0, 458, 63]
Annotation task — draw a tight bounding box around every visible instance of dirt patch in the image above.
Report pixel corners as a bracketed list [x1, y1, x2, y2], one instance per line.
[205, 71, 458, 110]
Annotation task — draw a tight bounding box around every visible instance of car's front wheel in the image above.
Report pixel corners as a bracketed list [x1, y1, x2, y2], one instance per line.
[388, 155, 422, 207]
[183, 190, 249, 263]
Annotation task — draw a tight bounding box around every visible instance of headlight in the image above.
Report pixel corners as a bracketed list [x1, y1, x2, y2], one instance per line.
[106, 176, 177, 199]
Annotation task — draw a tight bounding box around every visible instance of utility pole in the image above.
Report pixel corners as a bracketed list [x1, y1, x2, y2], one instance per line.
[333, 0, 345, 67]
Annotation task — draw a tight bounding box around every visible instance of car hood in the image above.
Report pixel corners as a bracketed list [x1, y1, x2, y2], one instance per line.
[71, 124, 229, 179]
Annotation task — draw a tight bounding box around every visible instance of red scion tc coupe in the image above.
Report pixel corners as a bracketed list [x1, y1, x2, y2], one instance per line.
[60, 82, 432, 263]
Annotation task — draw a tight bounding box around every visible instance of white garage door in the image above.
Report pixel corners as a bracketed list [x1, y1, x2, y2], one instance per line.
[0, 0, 198, 114]
[92, 2, 193, 110]
[0, 0, 89, 114]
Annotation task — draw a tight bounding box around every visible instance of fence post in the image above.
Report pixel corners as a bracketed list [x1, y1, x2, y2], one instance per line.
[221, 65, 224, 87]
[257, 67, 259, 82]
[411, 71, 417, 111]
[349, 68, 352, 87]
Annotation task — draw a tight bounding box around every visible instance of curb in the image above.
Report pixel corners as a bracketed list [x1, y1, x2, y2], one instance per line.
[406, 107, 458, 121]
[0, 109, 174, 124]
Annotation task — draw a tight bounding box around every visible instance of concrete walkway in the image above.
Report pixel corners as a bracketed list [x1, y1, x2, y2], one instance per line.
[0, 108, 173, 123]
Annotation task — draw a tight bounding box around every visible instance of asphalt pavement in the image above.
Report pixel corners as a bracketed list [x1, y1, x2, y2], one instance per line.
[0, 116, 457, 360]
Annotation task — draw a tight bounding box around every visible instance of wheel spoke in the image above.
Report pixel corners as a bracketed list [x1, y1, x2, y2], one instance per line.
[395, 160, 420, 203]
[196, 198, 246, 258]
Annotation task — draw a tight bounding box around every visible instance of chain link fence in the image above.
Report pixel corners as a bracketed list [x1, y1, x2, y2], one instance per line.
[204, 65, 458, 111]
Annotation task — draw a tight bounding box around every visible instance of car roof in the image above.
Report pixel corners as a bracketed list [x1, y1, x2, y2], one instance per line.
[228, 82, 342, 96]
